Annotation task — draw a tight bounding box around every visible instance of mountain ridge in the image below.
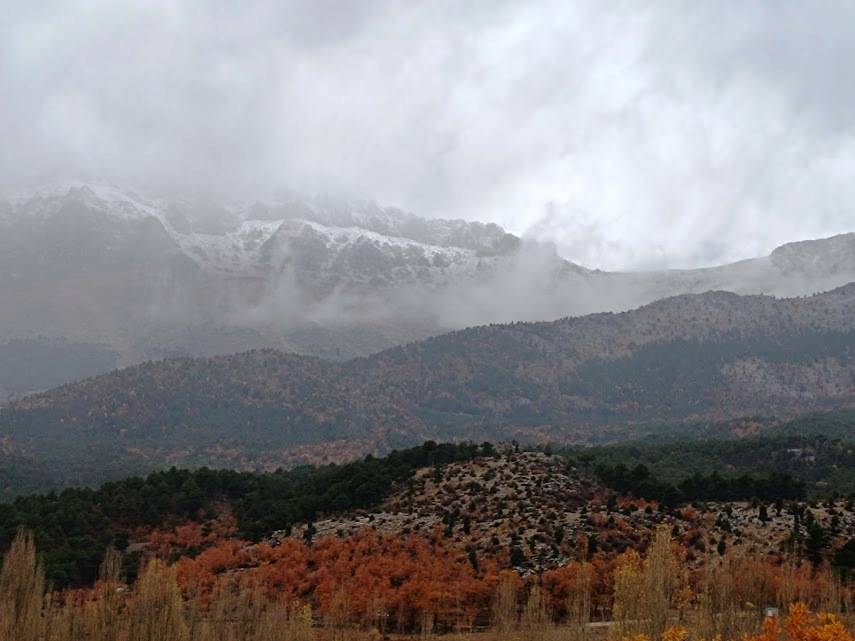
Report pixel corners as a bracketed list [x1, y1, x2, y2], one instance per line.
[2, 180, 855, 397]
[2, 283, 854, 493]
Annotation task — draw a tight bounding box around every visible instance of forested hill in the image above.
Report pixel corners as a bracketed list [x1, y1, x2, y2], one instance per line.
[0, 441, 491, 586]
[2, 284, 855, 493]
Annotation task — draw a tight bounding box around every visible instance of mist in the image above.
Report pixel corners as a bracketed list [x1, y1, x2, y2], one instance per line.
[4, 1, 855, 271]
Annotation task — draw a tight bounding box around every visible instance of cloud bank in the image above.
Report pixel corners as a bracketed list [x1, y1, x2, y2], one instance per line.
[3, 1, 855, 270]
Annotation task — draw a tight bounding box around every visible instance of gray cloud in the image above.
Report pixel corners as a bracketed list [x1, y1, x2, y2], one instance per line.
[2, 0, 855, 270]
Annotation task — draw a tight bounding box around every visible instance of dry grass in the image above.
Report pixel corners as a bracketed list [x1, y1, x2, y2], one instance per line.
[611, 526, 680, 639]
[0, 530, 852, 641]
[0, 530, 45, 641]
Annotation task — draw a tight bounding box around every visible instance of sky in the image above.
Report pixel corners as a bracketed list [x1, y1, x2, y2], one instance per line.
[2, 1, 855, 270]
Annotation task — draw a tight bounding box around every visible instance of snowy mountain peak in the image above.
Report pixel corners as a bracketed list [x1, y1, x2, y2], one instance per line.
[4, 179, 167, 223]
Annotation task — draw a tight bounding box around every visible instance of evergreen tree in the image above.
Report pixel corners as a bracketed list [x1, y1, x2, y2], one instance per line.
[510, 545, 526, 567]
[805, 521, 828, 566]
[467, 548, 479, 573]
[833, 539, 855, 579]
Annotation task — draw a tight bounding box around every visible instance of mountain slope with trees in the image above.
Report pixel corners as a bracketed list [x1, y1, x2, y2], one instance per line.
[1, 285, 854, 494]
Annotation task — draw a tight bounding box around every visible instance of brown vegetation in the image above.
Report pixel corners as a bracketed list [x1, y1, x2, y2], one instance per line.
[1, 523, 852, 641]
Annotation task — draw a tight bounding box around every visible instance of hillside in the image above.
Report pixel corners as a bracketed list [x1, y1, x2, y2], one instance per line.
[2, 285, 855, 494]
[281, 450, 601, 574]
[3, 181, 855, 395]
[280, 448, 853, 576]
[3, 444, 852, 597]
[562, 412, 855, 496]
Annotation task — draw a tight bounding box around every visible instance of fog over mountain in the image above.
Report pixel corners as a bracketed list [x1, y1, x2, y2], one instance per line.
[1, 180, 853, 397]
[5, 2, 855, 271]
[5, 3, 855, 397]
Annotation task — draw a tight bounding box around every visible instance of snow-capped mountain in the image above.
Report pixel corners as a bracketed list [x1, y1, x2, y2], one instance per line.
[1, 180, 854, 397]
[3, 181, 520, 285]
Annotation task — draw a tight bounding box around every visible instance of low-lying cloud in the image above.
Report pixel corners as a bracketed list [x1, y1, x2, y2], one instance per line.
[3, 1, 855, 270]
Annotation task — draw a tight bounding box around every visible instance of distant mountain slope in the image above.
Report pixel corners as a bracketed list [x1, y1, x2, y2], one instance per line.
[1, 181, 854, 395]
[0, 339, 118, 401]
[2, 284, 854, 492]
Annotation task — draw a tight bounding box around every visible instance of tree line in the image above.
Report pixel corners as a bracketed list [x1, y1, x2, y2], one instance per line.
[0, 441, 493, 587]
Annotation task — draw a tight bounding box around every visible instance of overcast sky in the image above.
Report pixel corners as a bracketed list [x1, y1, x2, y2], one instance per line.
[2, 1, 855, 270]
